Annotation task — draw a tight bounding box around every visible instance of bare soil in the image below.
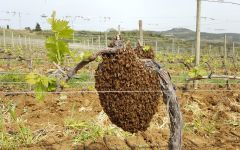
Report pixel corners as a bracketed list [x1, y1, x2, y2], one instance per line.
[0, 85, 239, 150]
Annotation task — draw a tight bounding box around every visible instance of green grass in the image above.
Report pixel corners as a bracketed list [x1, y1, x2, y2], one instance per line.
[67, 71, 92, 88]
[64, 119, 132, 144]
[64, 119, 105, 143]
[0, 73, 25, 82]
[0, 102, 37, 150]
[0, 73, 28, 90]
[184, 118, 216, 135]
[171, 73, 189, 84]
[183, 102, 217, 135]
[64, 106, 132, 144]
[206, 78, 239, 85]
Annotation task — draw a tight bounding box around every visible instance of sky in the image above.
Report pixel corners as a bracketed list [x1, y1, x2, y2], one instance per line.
[0, 0, 240, 33]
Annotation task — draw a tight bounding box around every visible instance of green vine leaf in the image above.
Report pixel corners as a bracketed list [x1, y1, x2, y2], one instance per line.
[143, 45, 151, 52]
[175, 54, 182, 60]
[95, 56, 103, 62]
[156, 53, 164, 61]
[184, 56, 195, 64]
[81, 51, 93, 61]
[167, 54, 175, 63]
[188, 67, 207, 78]
[201, 55, 210, 63]
[45, 11, 73, 65]
[69, 50, 82, 62]
[26, 73, 57, 101]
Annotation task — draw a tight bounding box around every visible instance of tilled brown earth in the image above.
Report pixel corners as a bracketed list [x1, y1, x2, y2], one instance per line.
[0, 85, 239, 150]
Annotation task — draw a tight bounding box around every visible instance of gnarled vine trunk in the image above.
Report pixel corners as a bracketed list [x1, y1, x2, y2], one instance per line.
[144, 60, 182, 150]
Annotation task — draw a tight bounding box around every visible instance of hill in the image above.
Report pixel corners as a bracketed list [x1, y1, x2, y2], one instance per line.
[160, 28, 240, 43]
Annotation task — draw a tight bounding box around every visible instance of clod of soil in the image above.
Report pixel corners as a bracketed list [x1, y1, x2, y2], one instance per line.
[95, 44, 161, 133]
[84, 139, 108, 150]
[125, 135, 150, 149]
[141, 130, 163, 149]
[103, 136, 130, 150]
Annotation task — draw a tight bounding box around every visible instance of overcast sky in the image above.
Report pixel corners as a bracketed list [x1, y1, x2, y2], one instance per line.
[0, 0, 240, 33]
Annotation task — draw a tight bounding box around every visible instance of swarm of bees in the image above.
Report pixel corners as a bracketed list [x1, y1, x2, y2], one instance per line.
[95, 40, 161, 133]
[134, 44, 155, 59]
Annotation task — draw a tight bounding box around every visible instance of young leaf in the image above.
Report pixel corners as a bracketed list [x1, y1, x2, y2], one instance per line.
[188, 67, 207, 78]
[95, 56, 103, 62]
[35, 84, 45, 101]
[143, 45, 151, 52]
[41, 76, 49, 87]
[82, 51, 93, 61]
[26, 73, 57, 101]
[26, 73, 38, 85]
[45, 11, 73, 65]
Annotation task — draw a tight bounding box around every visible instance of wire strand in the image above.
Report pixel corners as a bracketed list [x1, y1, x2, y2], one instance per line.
[0, 90, 240, 95]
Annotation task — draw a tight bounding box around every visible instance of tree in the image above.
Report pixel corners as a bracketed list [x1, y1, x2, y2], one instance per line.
[25, 27, 31, 31]
[7, 25, 10, 29]
[35, 23, 42, 31]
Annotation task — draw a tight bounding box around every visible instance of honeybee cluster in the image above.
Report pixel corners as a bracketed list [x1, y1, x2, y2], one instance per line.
[134, 44, 155, 59]
[95, 44, 161, 133]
